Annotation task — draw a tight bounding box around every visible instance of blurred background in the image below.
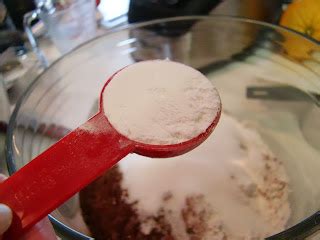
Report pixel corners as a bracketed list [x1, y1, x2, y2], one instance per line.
[0, 0, 290, 105]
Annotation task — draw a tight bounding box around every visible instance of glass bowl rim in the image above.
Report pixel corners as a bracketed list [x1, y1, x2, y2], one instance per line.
[6, 15, 320, 239]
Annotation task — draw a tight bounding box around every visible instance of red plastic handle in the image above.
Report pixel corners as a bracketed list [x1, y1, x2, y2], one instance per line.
[0, 113, 135, 239]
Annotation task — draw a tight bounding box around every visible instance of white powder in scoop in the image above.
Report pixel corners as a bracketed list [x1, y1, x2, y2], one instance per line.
[103, 60, 221, 145]
[119, 113, 290, 239]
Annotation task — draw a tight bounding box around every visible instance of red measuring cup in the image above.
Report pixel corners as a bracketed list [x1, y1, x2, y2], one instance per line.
[0, 66, 221, 240]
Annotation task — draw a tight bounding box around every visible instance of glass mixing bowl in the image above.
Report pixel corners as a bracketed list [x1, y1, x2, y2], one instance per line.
[6, 16, 320, 239]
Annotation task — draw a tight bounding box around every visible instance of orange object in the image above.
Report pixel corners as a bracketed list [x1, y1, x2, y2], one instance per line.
[280, 0, 320, 41]
[280, 0, 320, 60]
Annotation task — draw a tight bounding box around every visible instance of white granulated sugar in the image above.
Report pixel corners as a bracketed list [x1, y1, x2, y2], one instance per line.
[119, 113, 290, 240]
[103, 60, 221, 145]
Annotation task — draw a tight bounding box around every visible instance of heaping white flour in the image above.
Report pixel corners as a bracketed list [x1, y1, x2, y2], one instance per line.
[103, 60, 221, 145]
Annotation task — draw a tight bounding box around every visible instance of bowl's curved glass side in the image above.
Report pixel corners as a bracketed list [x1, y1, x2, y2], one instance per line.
[6, 16, 320, 239]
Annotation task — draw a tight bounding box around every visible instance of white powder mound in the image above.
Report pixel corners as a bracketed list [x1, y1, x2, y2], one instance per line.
[103, 60, 221, 145]
[119, 113, 291, 240]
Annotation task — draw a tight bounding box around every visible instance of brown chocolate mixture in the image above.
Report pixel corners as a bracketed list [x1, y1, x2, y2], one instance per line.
[80, 166, 174, 240]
